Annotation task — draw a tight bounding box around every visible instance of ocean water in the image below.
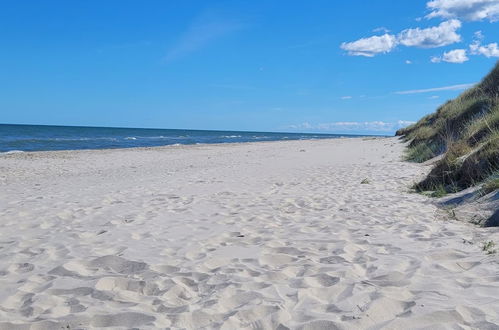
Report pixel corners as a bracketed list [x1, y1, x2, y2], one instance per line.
[0, 124, 365, 153]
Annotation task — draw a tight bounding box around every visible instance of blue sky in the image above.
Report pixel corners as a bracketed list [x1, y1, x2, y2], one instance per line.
[1, 0, 498, 134]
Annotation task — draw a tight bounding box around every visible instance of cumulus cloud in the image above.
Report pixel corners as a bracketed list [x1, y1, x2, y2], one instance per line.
[405, 60, 413, 64]
[395, 83, 474, 94]
[398, 19, 462, 48]
[341, 20, 462, 56]
[431, 48, 469, 63]
[286, 120, 415, 132]
[470, 33, 499, 57]
[426, 0, 499, 22]
[340, 34, 398, 57]
[443, 48, 469, 62]
[341, 2, 499, 60]
[471, 42, 499, 56]
[341, 96, 353, 100]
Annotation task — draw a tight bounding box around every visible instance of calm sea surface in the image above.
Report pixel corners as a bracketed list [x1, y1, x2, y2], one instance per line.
[0, 124, 367, 153]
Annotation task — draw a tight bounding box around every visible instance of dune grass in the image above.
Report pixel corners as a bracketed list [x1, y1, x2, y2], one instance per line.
[397, 61, 499, 196]
[430, 184, 448, 198]
[482, 174, 499, 195]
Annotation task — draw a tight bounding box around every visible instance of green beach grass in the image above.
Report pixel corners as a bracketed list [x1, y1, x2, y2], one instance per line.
[396, 61, 499, 196]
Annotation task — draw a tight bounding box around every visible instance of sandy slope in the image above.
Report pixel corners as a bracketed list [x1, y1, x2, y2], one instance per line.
[0, 137, 498, 329]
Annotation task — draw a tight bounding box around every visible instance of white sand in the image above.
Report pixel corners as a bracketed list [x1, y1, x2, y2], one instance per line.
[0, 137, 498, 329]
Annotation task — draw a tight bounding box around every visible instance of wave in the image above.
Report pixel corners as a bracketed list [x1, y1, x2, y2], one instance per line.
[0, 126, 354, 152]
[123, 135, 188, 140]
[1, 150, 24, 155]
[220, 135, 242, 138]
[9, 137, 120, 142]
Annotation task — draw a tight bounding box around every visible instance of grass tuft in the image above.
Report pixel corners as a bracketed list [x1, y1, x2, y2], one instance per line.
[430, 185, 448, 198]
[481, 174, 499, 195]
[482, 240, 497, 254]
[405, 142, 437, 162]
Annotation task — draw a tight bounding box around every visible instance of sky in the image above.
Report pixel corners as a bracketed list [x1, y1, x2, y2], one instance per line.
[1, 0, 498, 135]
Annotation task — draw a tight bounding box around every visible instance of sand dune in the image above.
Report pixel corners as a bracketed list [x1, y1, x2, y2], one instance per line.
[0, 137, 498, 329]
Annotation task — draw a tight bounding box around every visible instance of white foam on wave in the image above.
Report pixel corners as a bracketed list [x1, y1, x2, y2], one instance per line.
[48, 137, 119, 141]
[1, 150, 24, 155]
[130, 136, 180, 140]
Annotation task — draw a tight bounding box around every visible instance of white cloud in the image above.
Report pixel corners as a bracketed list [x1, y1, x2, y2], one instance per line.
[474, 30, 485, 40]
[395, 82, 474, 94]
[429, 95, 440, 99]
[340, 34, 397, 57]
[443, 48, 469, 62]
[472, 42, 499, 57]
[286, 120, 415, 132]
[373, 27, 391, 33]
[426, 0, 499, 22]
[431, 48, 469, 63]
[470, 36, 499, 57]
[340, 3, 499, 61]
[398, 19, 462, 48]
[396, 120, 417, 127]
[341, 96, 353, 100]
[341, 20, 462, 57]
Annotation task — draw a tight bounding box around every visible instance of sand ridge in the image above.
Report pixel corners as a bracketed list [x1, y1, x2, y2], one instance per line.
[0, 137, 498, 329]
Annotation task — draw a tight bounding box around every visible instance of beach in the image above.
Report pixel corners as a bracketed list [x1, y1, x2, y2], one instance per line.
[1, 137, 498, 329]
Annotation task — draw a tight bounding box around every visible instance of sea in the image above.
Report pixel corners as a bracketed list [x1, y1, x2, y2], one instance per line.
[0, 124, 367, 153]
